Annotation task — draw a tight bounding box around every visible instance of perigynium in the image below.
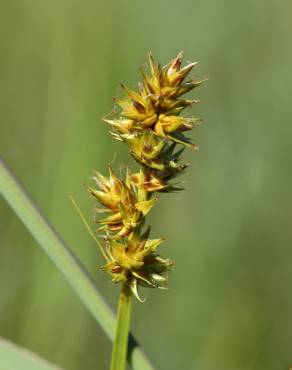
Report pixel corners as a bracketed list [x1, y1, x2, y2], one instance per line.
[88, 52, 206, 370]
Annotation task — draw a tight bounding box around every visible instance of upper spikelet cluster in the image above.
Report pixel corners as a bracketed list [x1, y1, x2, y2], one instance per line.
[90, 52, 205, 301]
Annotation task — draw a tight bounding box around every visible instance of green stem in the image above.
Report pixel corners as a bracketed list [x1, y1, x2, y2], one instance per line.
[110, 283, 132, 370]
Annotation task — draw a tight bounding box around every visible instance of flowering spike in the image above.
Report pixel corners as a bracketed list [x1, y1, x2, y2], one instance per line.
[87, 52, 206, 301]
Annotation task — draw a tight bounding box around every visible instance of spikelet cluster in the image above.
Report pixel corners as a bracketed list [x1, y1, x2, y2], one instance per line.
[90, 52, 205, 301]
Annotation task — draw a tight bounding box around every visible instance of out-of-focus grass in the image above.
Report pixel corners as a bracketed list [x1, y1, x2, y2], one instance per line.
[0, 337, 62, 370]
[1, 0, 292, 369]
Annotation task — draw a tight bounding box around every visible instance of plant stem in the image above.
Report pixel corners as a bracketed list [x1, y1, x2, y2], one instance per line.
[110, 283, 132, 370]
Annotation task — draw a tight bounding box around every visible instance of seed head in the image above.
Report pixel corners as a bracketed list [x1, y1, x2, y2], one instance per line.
[105, 52, 205, 149]
[89, 167, 156, 239]
[88, 52, 205, 300]
[100, 230, 173, 301]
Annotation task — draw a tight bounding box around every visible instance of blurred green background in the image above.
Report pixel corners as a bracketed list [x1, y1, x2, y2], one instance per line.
[1, 0, 292, 369]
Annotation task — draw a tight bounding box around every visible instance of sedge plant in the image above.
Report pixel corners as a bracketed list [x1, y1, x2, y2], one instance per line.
[86, 52, 206, 370]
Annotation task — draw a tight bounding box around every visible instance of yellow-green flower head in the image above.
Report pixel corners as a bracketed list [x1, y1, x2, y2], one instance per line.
[90, 167, 122, 212]
[122, 130, 166, 170]
[101, 231, 173, 301]
[141, 52, 205, 106]
[89, 167, 156, 238]
[120, 131, 188, 186]
[129, 144, 188, 193]
[85, 52, 206, 301]
[114, 85, 157, 127]
[104, 52, 205, 148]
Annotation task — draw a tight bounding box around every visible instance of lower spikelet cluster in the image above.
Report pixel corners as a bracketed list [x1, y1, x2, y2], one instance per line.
[89, 52, 205, 301]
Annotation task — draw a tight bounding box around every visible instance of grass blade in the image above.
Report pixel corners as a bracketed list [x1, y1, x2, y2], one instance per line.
[0, 157, 154, 370]
[0, 337, 63, 370]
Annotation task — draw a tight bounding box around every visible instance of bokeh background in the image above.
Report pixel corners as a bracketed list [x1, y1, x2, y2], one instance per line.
[1, 0, 292, 369]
